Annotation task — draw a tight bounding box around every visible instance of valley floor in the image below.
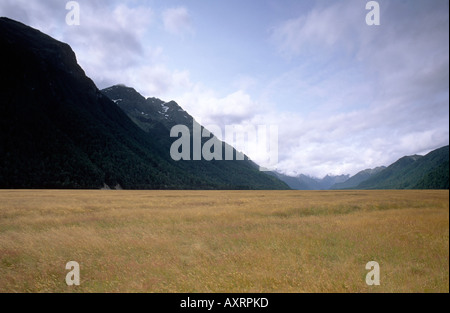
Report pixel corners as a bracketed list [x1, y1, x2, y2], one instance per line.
[0, 189, 448, 292]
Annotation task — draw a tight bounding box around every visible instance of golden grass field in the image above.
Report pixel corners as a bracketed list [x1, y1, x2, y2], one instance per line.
[0, 189, 448, 293]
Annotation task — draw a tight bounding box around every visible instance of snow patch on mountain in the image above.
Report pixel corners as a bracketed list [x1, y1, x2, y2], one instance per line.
[160, 102, 169, 113]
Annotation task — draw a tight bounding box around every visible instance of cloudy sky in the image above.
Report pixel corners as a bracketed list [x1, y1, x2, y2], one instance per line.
[1, 0, 449, 177]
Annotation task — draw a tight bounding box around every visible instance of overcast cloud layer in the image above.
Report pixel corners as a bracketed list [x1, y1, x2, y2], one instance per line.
[1, 0, 448, 177]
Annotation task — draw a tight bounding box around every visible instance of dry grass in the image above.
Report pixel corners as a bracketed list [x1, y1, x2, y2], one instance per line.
[0, 190, 448, 293]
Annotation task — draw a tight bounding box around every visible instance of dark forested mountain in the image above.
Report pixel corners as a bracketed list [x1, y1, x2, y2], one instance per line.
[355, 146, 449, 189]
[414, 159, 449, 189]
[100, 84, 289, 189]
[0, 17, 288, 190]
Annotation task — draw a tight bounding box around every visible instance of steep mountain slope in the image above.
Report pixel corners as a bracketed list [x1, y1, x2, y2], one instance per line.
[102, 85, 246, 162]
[356, 146, 449, 189]
[331, 167, 386, 189]
[0, 17, 288, 190]
[101, 85, 289, 189]
[414, 160, 449, 189]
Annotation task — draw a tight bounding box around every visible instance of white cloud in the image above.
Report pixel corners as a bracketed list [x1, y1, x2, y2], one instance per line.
[59, 2, 157, 89]
[0, 0, 195, 98]
[244, 102, 448, 177]
[162, 6, 194, 36]
[123, 65, 192, 98]
[270, 1, 361, 59]
[232, 75, 258, 91]
[260, 0, 449, 176]
[112, 4, 153, 35]
[1, 0, 448, 178]
[175, 84, 263, 127]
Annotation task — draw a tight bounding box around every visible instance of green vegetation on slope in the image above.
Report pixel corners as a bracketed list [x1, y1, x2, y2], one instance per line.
[356, 146, 449, 189]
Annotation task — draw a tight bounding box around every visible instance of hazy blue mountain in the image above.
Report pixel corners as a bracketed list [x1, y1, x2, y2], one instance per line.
[331, 167, 386, 189]
[320, 174, 350, 189]
[271, 172, 349, 190]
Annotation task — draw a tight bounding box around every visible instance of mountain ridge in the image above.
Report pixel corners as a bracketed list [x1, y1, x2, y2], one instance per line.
[270, 172, 349, 190]
[0, 17, 288, 190]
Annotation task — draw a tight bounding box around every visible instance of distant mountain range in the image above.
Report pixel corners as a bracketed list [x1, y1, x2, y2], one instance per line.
[330, 167, 386, 189]
[269, 172, 349, 190]
[276, 145, 449, 190]
[0, 17, 287, 190]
